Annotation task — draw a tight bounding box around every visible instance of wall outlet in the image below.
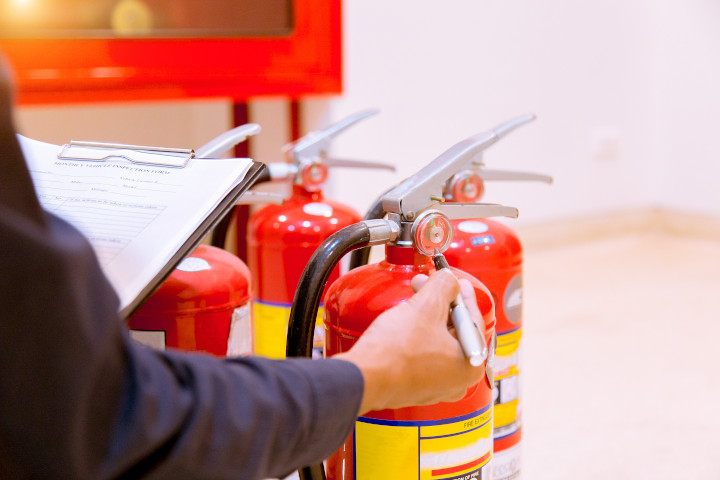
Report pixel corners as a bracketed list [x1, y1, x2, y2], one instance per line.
[590, 126, 621, 162]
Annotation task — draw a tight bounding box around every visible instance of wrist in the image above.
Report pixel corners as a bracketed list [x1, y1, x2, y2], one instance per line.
[334, 350, 393, 415]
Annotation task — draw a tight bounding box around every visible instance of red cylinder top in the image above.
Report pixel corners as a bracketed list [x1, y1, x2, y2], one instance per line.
[444, 218, 522, 332]
[133, 244, 251, 314]
[248, 185, 362, 248]
[325, 245, 494, 342]
[446, 218, 522, 271]
[324, 245, 495, 421]
[246, 185, 362, 303]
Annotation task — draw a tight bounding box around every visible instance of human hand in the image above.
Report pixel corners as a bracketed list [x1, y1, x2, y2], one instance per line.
[335, 269, 487, 415]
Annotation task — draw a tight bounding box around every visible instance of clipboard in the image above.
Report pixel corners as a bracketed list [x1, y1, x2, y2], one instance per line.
[20, 135, 267, 321]
[120, 160, 266, 320]
[58, 140, 196, 168]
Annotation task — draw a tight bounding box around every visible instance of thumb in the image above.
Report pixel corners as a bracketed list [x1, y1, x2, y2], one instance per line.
[406, 269, 460, 322]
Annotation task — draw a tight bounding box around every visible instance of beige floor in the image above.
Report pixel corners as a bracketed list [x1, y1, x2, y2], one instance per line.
[282, 219, 720, 480]
[521, 230, 720, 479]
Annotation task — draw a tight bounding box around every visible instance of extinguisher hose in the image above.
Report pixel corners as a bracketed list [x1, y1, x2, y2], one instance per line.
[348, 192, 388, 270]
[287, 220, 398, 480]
[286, 222, 372, 358]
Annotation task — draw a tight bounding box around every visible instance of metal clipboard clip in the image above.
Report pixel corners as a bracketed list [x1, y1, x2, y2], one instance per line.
[58, 141, 195, 168]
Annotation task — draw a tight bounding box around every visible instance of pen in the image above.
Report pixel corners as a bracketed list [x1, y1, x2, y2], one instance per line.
[433, 249, 488, 367]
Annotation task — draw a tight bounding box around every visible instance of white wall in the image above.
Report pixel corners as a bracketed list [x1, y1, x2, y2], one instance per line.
[315, 0, 657, 226]
[13, 0, 720, 225]
[648, 0, 720, 217]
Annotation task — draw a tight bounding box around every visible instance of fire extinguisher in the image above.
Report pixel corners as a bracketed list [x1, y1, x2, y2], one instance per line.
[349, 114, 552, 480]
[127, 244, 253, 356]
[286, 117, 527, 480]
[246, 110, 395, 359]
[440, 122, 552, 480]
[128, 124, 273, 357]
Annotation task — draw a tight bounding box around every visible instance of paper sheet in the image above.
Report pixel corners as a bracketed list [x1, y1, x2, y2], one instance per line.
[19, 135, 254, 313]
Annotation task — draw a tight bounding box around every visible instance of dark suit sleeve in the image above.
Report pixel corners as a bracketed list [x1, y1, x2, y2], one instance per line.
[0, 182, 364, 480]
[0, 61, 363, 479]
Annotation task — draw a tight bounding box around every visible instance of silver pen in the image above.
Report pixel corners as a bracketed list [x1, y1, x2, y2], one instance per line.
[433, 249, 488, 367]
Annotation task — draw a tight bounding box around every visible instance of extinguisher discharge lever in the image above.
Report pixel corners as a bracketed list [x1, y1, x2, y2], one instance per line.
[433, 249, 488, 367]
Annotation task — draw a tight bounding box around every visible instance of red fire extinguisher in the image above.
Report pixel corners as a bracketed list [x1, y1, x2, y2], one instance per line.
[246, 110, 395, 359]
[286, 117, 525, 480]
[128, 124, 269, 357]
[128, 244, 253, 356]
[440, 115, 552, 480]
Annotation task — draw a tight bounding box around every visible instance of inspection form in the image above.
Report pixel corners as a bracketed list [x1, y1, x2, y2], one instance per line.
[18, 135, 255, 316]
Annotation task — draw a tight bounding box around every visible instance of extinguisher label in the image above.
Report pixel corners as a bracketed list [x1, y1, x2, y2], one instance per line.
[488, 442, 521, 480]
[502, 275, 523, 325]
[129, 329, 166, 351]
[493, 329, 522, 437]
[176, 256, 211, 272]
[354, 406, 493, 480]
[457, 221, 489, 234]
[226, 304, 252, 357]
[302, 202, 334, 217]
[252, 299, 325, 359]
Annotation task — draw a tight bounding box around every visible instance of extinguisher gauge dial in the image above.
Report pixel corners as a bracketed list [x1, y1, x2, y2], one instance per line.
[447, 170, 485, 203]
[411, 210, 453, 256]
[299, 160, 329, 191]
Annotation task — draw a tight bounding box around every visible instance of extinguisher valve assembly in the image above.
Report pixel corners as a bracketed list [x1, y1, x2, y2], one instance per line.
[288, 115, 535, 358]
[276, 109, 395, 190]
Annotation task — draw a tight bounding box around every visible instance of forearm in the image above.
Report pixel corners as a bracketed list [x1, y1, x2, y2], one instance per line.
[0, 210, 364, 479]
[112, 346, 363, 479]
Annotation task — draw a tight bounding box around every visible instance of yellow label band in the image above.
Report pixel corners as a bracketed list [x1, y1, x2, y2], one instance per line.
[493, 330, 522, 436]
[354, 406, 493, 480]
[252, 299, 324, 359]
[495, 327, 521, 357]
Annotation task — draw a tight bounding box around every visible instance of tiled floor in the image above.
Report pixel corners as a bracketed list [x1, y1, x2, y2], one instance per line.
[521, 231, 720, 479]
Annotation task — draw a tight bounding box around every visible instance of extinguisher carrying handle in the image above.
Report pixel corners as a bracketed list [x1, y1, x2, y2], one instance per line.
[286, 220, 399, 358]
[381, 114, 535, 221]
[321, 157, 396, 172]
[474, 167, 553, 184]
[284, 109, 379, 163]
[194, 123, 262, 159]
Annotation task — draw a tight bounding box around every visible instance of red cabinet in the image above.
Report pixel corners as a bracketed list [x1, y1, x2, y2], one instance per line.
[0, 0, 341, 104]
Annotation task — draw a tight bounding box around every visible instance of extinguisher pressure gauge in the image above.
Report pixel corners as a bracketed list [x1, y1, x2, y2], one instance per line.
[446, 170, 485, 203]
[411, 210, 453, 256]
[299, 160, 329, 192]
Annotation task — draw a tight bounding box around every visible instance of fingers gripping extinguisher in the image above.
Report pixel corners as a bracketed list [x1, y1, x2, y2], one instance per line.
[286, 118, 526, 480]
[128, 124, 273, 357]
[246, 110, 395, 359]
[440, 115, 552, 480]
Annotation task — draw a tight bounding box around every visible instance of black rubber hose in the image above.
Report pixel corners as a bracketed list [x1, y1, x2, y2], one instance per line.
[348, 194, 387, 270]
[286, 222, 372, 480]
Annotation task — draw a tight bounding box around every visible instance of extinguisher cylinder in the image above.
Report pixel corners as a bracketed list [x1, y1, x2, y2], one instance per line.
[285, 223, 368, 358]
